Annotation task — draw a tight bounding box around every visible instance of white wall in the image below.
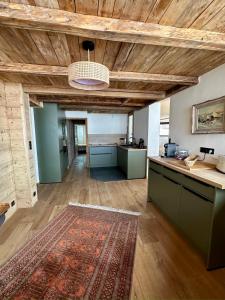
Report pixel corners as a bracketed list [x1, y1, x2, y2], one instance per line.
[65, 110, 88, 119]
[65, 111, 127, 135]
[134, 103, 160, 156]
[170, 63, 225, 160]
[148, 103, 160, 156]
[88, 113, 127, 134]
[133, 107, 149, 145]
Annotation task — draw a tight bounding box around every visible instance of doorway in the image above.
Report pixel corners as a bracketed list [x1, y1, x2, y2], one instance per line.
[67, 118, 89, 167]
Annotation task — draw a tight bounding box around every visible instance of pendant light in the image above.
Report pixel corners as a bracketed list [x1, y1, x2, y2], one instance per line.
[68, 41, 109, 90]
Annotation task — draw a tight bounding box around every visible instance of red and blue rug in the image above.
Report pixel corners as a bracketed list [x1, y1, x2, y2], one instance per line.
[0, 204, 139, 299]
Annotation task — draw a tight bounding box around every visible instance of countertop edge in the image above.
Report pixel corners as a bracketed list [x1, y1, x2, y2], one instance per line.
[88, 144, 147, 151]
[118, 145, 147, 151]
[148, 156, 225, 190]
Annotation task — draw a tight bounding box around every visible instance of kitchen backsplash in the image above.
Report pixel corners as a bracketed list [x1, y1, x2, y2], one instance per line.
[88, 134, 126, 144]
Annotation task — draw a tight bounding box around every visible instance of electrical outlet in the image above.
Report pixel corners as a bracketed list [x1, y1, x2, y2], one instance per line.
[200, 147, 215, 155]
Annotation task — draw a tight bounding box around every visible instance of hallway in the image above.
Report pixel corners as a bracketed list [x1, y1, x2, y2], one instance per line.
[1, 155, 225, 299]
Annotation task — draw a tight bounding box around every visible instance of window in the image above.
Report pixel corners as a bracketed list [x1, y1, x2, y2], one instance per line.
[159, 118, 169, 155]
[128, 114, 134, 142]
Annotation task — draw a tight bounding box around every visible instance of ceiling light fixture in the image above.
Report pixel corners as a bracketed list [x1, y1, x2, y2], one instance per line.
[68, 40, 109, 90]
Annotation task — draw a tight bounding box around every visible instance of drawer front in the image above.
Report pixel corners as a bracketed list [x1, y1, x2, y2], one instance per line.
[149, 161, 162, 173]
[89, 146, 116, 155]
[90, 153, 116, 167]
[180, 175, 215, 201]
[161, 166, 184, 184]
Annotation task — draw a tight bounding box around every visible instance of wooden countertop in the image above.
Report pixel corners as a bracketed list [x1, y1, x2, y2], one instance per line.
[149, 156, 225, 189]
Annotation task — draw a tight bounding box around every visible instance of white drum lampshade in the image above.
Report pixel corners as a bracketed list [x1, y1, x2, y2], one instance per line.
[68, 61, 109, 90]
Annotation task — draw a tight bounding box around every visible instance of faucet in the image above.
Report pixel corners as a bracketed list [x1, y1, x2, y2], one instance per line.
[129, 136, 136, 145]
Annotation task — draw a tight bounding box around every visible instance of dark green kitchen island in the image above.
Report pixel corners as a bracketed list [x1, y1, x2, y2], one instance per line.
[148, 157, 225, 270]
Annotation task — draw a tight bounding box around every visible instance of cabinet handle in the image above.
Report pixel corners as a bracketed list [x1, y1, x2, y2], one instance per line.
[149, 168, 161, 175]
[164, 166, 178, 174]
[183, 174, 210, 188]
[163, 175, 179, 185]
[183, 186, 210, 202]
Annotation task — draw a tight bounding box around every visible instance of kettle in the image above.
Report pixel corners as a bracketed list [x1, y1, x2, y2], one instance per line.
[216, 155, 225, 173]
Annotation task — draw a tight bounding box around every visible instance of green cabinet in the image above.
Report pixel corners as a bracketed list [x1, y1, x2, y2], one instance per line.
[118, 146, 147, 179]
[179, 187, 213, 256]
[34, 103, 68, 183]
[148, 159, 225, 269]
[149, 168, 181, 225]
[89, 146, 117, 168]
[117, 147, 128, 174]
[160, 175, 181, 225]
[148, 169, 163, 205]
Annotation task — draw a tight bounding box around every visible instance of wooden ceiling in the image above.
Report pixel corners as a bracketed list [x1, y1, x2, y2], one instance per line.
[1, 0, 225, 113]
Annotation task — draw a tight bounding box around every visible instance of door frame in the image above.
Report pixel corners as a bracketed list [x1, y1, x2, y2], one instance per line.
[67, 118, 89, 167]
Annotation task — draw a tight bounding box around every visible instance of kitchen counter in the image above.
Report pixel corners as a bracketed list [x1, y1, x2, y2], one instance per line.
[119, 145, 147, 151]
[149, 156, 225, 189]
[89, 144, 147, 179]
[148, 157, 225, 269]
[118, 146, 147, 179]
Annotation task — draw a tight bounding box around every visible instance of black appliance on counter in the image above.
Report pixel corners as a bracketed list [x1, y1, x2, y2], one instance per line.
[138, 138, 145, 149]
[164, 138, 177, 157]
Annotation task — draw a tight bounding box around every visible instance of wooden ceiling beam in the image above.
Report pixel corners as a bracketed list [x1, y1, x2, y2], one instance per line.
[0, 62, 198, 86]
[59, 105, 134, 112]
[29, 95, 43, 108]
[41, 98, 145, 107]
[23, 85, 165, 100]
[110, 71, 198, 86]
[1, 2, 225, 51]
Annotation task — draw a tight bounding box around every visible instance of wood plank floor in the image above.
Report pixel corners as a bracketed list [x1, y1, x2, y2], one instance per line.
[1, 155, 225, 299]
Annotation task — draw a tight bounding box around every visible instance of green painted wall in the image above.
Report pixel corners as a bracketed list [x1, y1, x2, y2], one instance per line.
[34, 104, 68, 183]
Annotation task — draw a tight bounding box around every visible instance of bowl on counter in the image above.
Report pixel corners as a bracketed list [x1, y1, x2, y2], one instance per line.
[175, 150, 189, 160]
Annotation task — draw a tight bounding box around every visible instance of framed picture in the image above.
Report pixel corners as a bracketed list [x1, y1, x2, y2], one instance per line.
[192, 97, 225, 134]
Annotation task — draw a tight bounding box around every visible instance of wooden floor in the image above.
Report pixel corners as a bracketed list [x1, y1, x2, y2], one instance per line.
[1, 155, 225, 299]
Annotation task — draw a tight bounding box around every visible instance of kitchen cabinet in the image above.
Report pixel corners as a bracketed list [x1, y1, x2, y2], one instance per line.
[179, 187, 213, 256]
[118, 146, 146, 179]
[117, 146, 128, 174]
[90, 145, 146, 179]
[148, 158, 225, 269]
[149, 168, 181, 225]
[89, 146, 117, 168]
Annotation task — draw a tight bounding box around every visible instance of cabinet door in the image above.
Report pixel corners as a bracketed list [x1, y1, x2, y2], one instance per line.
[160, 175, 181, 225]
[149, 170, 181, 224]
[179, 187, 213, 255]
[118, 148, 127, 174]
[148, 169, 164, 204]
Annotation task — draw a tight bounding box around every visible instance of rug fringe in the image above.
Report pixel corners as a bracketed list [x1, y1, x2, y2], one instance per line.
[69, 202, 141, 216]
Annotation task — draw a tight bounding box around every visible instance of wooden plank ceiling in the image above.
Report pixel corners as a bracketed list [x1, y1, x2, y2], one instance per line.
[1, 0, 225, 113]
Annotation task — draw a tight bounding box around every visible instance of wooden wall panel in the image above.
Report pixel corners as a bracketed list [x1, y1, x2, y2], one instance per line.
[5, 83, 38, 208]
[0, 81, 38, 219]
[0, 80, 17, 219]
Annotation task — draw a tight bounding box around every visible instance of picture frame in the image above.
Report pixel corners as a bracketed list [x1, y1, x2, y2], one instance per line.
[192, 97, 225, 134]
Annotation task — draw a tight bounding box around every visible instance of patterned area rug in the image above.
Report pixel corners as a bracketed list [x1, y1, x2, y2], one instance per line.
[0, 204, 139, 300]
